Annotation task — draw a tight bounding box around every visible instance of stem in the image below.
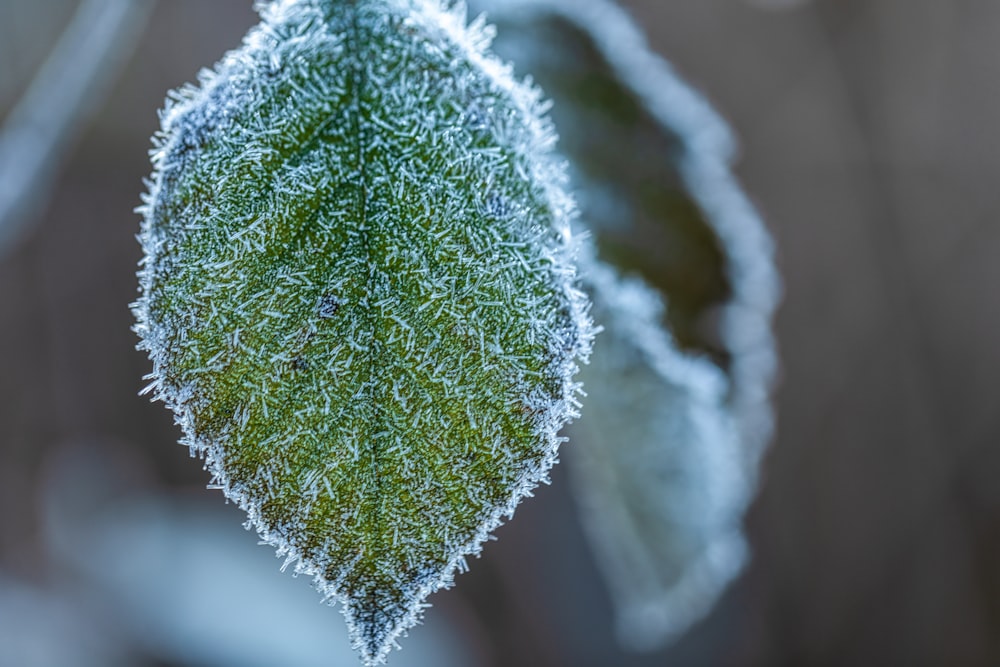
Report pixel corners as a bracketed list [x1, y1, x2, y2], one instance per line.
[0, 0, 154, 257]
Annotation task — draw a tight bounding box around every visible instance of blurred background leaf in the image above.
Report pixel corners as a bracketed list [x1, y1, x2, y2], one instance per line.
[571, 255, 753, 651]
[473, 0, 734, 363]
[474, 0, 778, 651]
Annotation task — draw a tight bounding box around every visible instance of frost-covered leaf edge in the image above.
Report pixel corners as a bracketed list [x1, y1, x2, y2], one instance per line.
[131, 0, 595, 664]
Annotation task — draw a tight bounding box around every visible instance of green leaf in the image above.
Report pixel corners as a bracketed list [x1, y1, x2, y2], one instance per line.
[132, 0, 593, 663]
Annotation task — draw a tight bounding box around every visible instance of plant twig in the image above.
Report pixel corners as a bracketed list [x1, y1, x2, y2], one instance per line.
[0, 0, 154, 257]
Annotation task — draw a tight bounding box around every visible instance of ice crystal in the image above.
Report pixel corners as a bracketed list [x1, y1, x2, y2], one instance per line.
[477, 0, 780, 650]
[132, 0, 593, 663]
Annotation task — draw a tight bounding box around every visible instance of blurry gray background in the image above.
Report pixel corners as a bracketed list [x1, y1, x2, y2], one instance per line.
[1, 0, 998, 665]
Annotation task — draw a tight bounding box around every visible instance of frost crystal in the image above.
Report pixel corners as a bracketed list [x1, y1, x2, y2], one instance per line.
[132, 0, 593, 663]
[477, 0, 780, 650]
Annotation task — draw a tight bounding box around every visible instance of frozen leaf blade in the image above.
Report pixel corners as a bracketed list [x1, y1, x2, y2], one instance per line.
[133, 0, 592, 664]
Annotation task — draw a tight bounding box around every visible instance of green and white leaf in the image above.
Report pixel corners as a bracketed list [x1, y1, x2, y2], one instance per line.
[133, 0, 593, 664]
[477, 0, 780, 650]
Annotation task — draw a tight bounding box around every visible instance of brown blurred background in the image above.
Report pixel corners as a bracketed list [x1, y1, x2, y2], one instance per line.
[1, 1, 999, 665]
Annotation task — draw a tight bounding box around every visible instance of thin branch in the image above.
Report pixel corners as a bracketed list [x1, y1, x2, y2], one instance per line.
[0, 0, 155, 257]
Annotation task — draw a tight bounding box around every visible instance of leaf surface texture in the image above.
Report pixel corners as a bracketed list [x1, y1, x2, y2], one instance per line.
[134, 1, 592, 662]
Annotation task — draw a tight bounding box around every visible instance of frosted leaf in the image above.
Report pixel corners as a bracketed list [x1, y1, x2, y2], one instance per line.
[132, 1, 593, 664]
[575, 254, 750, 649]
[474, 0, 780, 650]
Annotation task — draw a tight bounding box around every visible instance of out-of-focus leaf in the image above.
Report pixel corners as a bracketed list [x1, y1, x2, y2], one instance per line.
[473, 0, 732, 362]
[474, 0, 780, 650]
[133, 1, 593, 664]
[574, 255, 751, 649]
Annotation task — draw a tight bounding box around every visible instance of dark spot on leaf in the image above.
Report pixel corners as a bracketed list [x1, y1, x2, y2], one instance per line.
[319, 294, 342, 318]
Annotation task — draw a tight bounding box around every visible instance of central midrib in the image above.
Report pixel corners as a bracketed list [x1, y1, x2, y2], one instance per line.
[347, 1, 386, 607]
